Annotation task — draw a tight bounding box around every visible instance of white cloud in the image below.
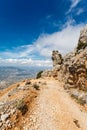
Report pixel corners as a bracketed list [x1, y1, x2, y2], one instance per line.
[0, 58, 52, 67]
[67, 0, 81, 14]
[0, 20, 84, 66]
[76, 8, 85, 15]
[33, 22, 83, 57]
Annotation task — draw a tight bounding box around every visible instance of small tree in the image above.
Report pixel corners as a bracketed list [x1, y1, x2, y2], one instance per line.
[77, 41, 87, 51]
[36, 71, 43, 79]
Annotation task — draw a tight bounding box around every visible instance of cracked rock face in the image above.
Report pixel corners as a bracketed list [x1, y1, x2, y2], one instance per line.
[50, 25, 87, 103]
[52, 50, 63, 67]
[77, 25, 87, 51]
[80, 25, 87, 44]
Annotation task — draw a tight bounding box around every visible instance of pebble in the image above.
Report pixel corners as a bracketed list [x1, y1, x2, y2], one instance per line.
[1, 113, 10, 122]
[6, 120, 10, 124]
[10, 109, 16, 115]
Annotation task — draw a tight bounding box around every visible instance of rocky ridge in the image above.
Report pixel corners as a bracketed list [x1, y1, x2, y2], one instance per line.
[42, 25, 87, 105]
[77, 25, 87, 51]
[0, 78, 46, 130]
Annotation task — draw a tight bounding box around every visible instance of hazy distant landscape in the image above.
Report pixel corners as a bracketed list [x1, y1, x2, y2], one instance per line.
[0, 66, 48, 90]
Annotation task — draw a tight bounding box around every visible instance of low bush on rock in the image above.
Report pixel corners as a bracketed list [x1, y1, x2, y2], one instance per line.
[33, 84, 39, 90]
[77, 41, 87, 51]
[71, 94, 86, 105]
[77, 98, 86, 105]
[36, 71, 43, 79]
[16, 100, 28, 115]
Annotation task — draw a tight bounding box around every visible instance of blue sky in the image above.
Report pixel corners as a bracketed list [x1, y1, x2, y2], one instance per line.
[0, 0, 87, 66]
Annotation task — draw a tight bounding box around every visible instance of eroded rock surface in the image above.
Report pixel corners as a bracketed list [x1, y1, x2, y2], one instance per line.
[52, 50, 63, 67]
[50, 25, 87, 104]
[77, 24, 87, 51]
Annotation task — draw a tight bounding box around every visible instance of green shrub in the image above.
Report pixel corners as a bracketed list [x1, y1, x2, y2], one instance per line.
[33, 84, 39, 90]
[36, 71, 43, 79]
[77, 41, 87, 51]
[77, 98, 86, 105]
[16, 99, 28, 115]
[71, 93, 78, 100]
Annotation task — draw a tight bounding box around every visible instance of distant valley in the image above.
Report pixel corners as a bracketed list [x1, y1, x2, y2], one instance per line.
[0, 66, 48, 90]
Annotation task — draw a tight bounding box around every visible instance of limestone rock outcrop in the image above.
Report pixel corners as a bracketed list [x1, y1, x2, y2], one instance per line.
[42, 25, 87, 100]
[77, 25, 87, 51]
[79, 25, 87, 43]
[50, 25, 87, 104]
[41, 50, 63, 78]
[52, 50, 63, 67]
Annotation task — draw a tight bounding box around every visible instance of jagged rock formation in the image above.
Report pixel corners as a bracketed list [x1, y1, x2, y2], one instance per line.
[41, 51, 63, 78]
[63, 25, 87, 90]
[41, 70, 53, 77]
[49, 25, 87, 104]
[41, 25, 87, 87]
[52, 50, 63, 67]
[64, 50, 87, 90]
[77, 24, 87, 51]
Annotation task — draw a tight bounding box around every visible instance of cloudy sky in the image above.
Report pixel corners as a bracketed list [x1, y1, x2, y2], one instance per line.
[0, 0, 87, 66]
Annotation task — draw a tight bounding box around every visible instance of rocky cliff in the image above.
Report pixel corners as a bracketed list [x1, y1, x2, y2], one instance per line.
[77, 25, 87, 51]
[42, 25, 87, 104]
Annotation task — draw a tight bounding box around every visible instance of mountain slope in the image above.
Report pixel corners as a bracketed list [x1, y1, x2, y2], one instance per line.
[22, 78, 87, 130]
[0, 77, 87, 130]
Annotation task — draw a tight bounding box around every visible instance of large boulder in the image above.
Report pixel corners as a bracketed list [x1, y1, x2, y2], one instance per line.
[77, 25, 87, 51]
[52, 50, 63, 67]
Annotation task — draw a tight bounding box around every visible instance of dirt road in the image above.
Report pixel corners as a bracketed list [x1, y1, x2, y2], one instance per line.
[23, 78, 87, 130]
